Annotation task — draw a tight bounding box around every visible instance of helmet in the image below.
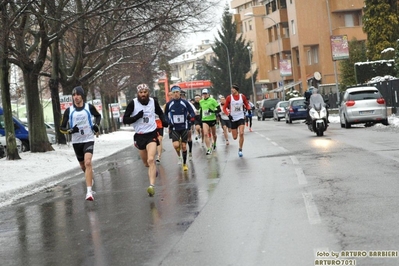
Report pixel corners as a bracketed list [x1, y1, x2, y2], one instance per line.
[137, 83, 149, 92]
[202, 88, 209, 94]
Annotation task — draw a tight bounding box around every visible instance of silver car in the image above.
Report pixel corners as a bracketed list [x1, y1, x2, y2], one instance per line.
[339, 86, 388, 128]
[273, 101, 289, 121]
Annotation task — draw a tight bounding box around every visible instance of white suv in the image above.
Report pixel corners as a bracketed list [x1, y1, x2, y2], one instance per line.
[339, 86, 388, 128]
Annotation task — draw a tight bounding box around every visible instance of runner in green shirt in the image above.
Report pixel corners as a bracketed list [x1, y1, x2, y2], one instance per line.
[199, 88, 221, 155]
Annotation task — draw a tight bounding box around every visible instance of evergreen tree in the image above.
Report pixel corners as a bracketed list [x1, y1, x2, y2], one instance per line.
[363, 0, 399, 60]
[195, 58, 211, 80]
[339, 39, 367, 88]
[205, 4, 254, 98]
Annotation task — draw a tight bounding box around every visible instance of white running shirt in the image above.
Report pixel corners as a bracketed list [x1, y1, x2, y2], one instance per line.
[131, 98, 157, 134]
[69, 103, 95, 143]
[230, 94, 245, 121]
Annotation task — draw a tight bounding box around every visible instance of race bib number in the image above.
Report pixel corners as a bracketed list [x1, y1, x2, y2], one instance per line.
[173, 114, 184, 124]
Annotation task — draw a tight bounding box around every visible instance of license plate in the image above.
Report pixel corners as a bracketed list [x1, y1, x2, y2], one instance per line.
[359, 110, 374, 115]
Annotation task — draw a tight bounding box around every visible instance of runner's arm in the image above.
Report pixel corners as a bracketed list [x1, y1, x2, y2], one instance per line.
[89, 104, 101, 125]
[123, 100, 137, 125]
[60, 108, 71, 134]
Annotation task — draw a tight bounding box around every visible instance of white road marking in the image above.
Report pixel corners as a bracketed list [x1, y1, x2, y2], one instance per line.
[295, 168, 307, 185]
[290, 156, 299, 164]
[302, 192, 321, 224]
[271, 141, 278, 146]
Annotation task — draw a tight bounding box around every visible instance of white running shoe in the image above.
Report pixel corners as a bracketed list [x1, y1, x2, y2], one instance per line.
[85, 191, 95, 201]
[177, 157, 182, 165]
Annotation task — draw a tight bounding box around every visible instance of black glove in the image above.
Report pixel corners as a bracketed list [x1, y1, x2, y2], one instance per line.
[228, 114, 233, 121]
[162, 119, 168, 128]
[69, 124, 79, 134]
[248, 110, 252, 115]
[135, 110, 144, 119]
[92, 124, 99, 133]
[131, 110, 144, 123]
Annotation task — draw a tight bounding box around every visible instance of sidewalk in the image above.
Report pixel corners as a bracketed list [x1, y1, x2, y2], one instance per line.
[0, 128, 134, 207]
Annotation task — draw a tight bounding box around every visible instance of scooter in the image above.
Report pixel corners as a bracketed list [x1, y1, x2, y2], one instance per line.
[308, 103, 328, 136]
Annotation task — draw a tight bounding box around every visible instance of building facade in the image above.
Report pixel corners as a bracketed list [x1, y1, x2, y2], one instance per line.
[231, 0, 366, 99]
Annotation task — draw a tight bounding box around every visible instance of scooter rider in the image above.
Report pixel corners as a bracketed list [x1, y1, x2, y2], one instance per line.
[304, 86, 314, 125]
[307, 88, 329, 124]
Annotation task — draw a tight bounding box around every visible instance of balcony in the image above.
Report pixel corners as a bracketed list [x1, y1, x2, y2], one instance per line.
[330, 0, 364, 12]
[332, 26, 366, 41]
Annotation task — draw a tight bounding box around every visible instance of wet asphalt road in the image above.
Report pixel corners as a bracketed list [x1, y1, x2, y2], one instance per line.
[1, 119, 399, 266]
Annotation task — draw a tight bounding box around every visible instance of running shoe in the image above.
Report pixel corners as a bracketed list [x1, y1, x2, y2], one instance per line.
[206, 149, 212, 155]
[147, 185, 155, 197]
[85, 191, 95, 201]
[226, 140, 229, 145]
[177, 157, 182, 165]
[213, 143, 216, 151]
[249, 128, 253, 132]
[188, 152, 192, 161]
[183, 164, 188, 171]
[238, 150, 243, 157]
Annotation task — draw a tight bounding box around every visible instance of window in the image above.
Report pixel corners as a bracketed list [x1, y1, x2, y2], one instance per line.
[344, 14, 354, 27]
[248, 20, 252, 31]
[312, 46, 319, 64]
[291, 20, 296, 35]
[307, 50, 312, 65]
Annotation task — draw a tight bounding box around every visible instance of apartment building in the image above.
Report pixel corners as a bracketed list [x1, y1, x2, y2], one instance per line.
[231, 0, 366, 99]
[169, 40, 214, 83]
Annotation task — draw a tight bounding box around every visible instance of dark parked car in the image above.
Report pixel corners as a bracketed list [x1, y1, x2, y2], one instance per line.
[285, 97, 307, 124]
[257, 98, 280, 121]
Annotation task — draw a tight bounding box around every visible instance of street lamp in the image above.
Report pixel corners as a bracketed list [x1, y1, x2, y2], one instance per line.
[244, 12, 285, 100]
[325, 0, 340, 103]
[219, 41, 233, 89]
[247, 46, 256, 102]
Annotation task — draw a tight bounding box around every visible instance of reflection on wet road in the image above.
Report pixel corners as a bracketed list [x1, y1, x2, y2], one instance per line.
[0, 139, 225, 266]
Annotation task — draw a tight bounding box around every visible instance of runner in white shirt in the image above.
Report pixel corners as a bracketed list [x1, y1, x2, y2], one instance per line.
[123, 84, 167, 197]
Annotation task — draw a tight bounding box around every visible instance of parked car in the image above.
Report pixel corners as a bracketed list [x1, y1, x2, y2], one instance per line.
[0, 143, 4, 158]
[285, 97, 307, 124]
[0, 134, 23, 153]
[339, 86, 388, 128]
[257, 98, 280, 121]
[21, 120, 57, 145]
[273, 100, 289, 121]
[0, 107, 30, 151]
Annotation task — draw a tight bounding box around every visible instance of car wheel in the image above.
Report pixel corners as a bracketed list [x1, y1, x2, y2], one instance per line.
[382, 119, 389, 126]
[365, 122, 375, 127]
[344, 116, 351, 128]
[262, 115, 265, 121]
[288, 115, 292, 124]
[257, 115, 260, 121]
[21, 140, 29, 152]
[277, 117, 280, 122]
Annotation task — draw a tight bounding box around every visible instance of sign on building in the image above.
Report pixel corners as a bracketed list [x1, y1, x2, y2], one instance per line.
[60, 95, 73, 114]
